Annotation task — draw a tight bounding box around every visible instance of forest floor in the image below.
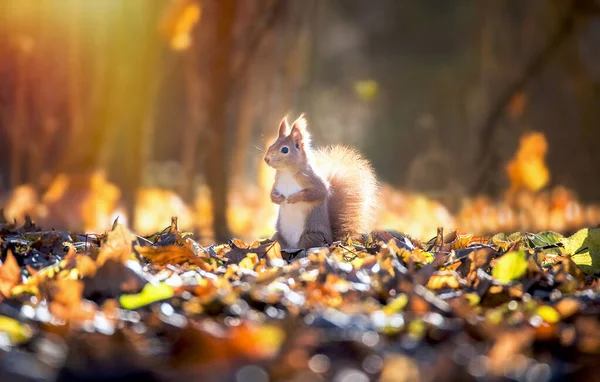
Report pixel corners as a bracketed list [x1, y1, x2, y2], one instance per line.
[0, 217, 599, 382]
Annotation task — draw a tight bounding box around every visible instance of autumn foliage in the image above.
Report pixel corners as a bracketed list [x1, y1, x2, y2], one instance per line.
[0, 214, 599, 380]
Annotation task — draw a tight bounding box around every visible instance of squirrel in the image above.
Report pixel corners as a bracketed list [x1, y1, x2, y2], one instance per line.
[263, 114, 378, 249]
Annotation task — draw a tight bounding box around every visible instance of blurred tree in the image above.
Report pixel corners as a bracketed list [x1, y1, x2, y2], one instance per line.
[202, 0, 236, 242]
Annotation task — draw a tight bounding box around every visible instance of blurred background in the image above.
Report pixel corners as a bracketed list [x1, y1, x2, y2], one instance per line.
[1, 0, 600, 243]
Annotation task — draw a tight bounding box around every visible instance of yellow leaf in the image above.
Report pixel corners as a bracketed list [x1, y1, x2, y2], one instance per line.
[427, 272, 461, 289]
[561, 228, 600, 274]
[382, 294, 408, 315]
[464, 293, 480, 306]
[239, 256, 255, 270]
[491, 250, 528, 284]
[120, 283, 174, 310]
[536, 306, 560, 324]
[0, 316, 32, 345]
[252, 325, 285, 358]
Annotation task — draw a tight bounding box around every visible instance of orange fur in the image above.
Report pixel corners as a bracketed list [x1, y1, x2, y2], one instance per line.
[264, 115, 378, 248]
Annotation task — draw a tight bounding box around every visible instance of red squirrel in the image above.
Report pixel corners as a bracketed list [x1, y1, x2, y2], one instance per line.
[264, 115, 378, 249]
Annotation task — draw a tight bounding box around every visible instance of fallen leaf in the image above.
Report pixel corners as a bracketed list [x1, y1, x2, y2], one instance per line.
[536, 305, 560, 324]
[492, 250, 528, 284]
[96, 224, 135, 266]
[382, 294, 408, 315]
[0, 315, 32, 345]
[135, 245, 213, 271]
[120, 282, 174, 310]
[561, 227, 600, 274]
[0, 251, 21, 298]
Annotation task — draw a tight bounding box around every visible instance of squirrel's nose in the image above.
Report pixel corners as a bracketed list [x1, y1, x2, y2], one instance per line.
[264, 156, 270, 164]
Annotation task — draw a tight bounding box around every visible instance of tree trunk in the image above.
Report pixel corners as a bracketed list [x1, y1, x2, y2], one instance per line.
[203, 0, 236, 242]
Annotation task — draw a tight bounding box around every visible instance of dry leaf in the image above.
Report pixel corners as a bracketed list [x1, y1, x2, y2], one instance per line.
[135, 245, 212, 271]
[96, 224, 135, 266]
[0, 251, 21, 298]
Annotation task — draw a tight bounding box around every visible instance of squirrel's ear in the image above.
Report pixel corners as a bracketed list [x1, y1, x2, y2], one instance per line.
[290, 114, 307, 134]
[278, 117, 289, 137]
[290, 114, 310, 146]
[290, 125, 303, 144]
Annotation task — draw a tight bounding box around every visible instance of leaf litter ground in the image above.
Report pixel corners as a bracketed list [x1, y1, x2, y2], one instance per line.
[0, 217, 599, 382]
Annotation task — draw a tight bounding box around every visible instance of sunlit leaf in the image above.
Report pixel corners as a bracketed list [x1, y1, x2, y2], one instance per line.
[97, 223, 135, 266]
[0, 251, 21, 298]
[464, 293, 480, 306]
[524, 231, 563, 248]
[426, 272, 462, 289]
[382, 294, 408, 315]
[491, 250, 528, 284]
[492, 232, 522, 252]
[536, 305, 560, 324]
[0, 316, 32, 345]
[561, 228, 600, 274]
[120, 282, 174, 310]
[135, 244, 212, 271]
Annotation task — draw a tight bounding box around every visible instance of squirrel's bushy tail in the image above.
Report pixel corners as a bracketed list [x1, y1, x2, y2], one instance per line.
[314, 145, 378, 241]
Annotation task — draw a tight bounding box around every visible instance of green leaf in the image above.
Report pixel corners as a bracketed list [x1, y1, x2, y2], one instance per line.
[119, 282, 174, 310]
[561, 228, 600, 275]
[524, 231, 563, 248]
[491, 250, 528, 284]
[0, 315, 32, 345]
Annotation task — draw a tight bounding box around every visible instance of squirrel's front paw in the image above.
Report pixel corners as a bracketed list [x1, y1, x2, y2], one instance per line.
[271, 191, 285, 204]
[286, 193, 302, 204]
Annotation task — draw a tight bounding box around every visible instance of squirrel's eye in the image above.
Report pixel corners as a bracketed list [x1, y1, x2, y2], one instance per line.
[295, 143, 300, 149]
[281, 146, 289, 154]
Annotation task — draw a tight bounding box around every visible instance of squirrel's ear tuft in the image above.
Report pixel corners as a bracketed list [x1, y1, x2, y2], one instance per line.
[290, 114, 311, 146]
[291, 114, 307, 134]
[278, 116, 289, 137]
[290, 125, 303, 143]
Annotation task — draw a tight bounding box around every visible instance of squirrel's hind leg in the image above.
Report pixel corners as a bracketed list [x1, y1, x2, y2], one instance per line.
[298, 231, 329, 249]
[299, 205, 332, 249]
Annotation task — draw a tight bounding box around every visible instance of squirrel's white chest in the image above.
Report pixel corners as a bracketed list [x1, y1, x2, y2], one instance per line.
[276, 172, 310, 248]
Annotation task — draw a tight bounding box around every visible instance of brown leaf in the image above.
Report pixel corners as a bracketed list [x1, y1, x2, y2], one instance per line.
[456, 248, 494, 283]
[41, 279, 95, 321]
[135, 245, 213, 271]
[83, 259, 145, 300]
[76, 254, 98, 278]
[96, 224, 135, 266]
[225, 240, 282, 265]
[0, 251, 21, 298]
[426, 271, 462, 290]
